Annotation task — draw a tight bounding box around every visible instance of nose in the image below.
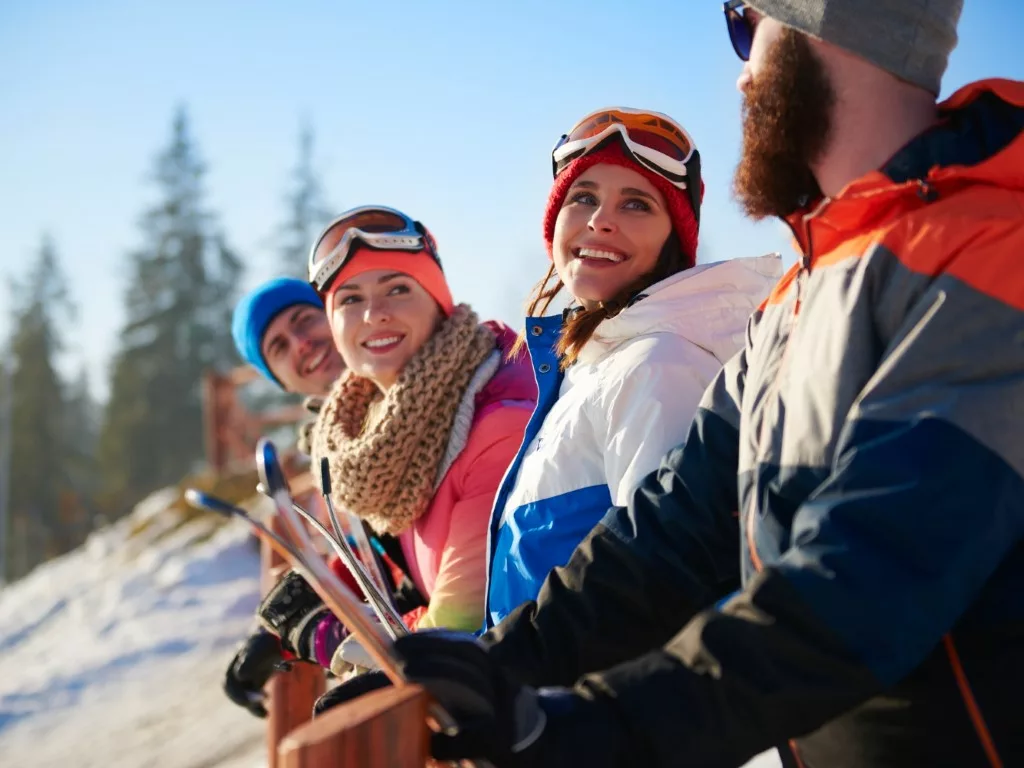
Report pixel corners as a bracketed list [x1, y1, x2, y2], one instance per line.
[363, 297, 391, 325]
[292, 335, 314, 363]
[588, 203, 617, 234]
[737, 63, 753, 93]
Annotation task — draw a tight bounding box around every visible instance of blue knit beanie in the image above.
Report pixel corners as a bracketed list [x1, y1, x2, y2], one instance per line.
[232, 277, 323, 386]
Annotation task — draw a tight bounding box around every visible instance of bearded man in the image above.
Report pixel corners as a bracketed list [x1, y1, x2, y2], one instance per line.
[310, 2, 1024, 766]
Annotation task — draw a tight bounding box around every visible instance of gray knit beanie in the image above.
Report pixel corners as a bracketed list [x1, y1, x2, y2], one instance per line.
[746, 0, 963, 94]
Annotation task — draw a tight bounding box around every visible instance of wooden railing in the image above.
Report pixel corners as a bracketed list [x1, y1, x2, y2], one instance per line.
[278, 684, 430, 767]
[261, 513, 326, 768]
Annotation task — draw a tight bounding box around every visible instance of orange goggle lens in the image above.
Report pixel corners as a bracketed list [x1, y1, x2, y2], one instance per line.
[564, 110, 694, 162]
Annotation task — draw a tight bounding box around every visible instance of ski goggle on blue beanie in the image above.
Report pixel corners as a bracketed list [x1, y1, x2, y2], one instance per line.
[232, 277, 323, 387]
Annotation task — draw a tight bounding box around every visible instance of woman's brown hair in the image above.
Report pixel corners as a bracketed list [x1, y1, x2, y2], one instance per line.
[514, 231, 690, 369]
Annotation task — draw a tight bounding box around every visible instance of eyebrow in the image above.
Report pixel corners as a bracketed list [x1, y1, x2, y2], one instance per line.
[621, 186, 658, 202]
[571, 180, 659, 203]
[263, 331, 285, 357]
[335, 271, 407, 291]
[263, 306, 309, 358]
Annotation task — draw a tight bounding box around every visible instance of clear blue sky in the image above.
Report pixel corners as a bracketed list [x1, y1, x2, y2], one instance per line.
[1, 0, 1020, 399]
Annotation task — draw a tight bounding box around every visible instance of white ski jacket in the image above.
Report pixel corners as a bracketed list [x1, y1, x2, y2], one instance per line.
[484, 254, 783, 628]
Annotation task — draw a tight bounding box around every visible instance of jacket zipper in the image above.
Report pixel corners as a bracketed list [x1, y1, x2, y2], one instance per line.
[792, 197, 828, 315]
[747, 199, 828, 570]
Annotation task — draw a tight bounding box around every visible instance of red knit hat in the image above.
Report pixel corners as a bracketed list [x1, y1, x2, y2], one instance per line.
[542, 143, 703, 266]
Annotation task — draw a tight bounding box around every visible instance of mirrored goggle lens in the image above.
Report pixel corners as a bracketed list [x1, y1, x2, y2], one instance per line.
[312, 209, 410, 266]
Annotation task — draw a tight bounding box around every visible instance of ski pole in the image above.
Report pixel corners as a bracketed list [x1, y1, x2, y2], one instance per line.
[184, 489, 304, 563]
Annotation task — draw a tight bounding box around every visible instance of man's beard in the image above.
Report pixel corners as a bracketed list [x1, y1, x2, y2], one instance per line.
[734, 29, 836, 220]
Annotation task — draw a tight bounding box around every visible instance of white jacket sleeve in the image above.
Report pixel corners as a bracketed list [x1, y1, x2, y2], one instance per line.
[596, 338, 724, 506]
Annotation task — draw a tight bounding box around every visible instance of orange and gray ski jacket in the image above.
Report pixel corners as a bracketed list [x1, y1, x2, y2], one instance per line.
[484, 79, 1024, 768]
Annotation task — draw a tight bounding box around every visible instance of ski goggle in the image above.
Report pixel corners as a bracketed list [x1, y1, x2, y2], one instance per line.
[307, 206, 437, 294]
[552, 108, 702, 221]
[724, 0, 756, 62]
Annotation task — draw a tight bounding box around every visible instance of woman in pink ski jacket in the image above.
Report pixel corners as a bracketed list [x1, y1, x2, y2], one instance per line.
[249, 206, 535, 679]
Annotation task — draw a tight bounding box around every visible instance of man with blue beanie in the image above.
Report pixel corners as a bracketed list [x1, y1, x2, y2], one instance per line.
[231, 276, 343, 397]
[224, 276, 347, 717]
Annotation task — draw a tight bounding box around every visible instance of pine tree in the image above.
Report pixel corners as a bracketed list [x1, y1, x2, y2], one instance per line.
[97, 107, 243, 515]
[61, 366, 99, 540]
[4, 235, 72, 579]
[276, 122, 332, 277]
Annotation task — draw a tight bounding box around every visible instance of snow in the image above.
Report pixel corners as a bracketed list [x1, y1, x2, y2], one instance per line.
[0, 486, 783, 768]
[0, 488, 267, 768]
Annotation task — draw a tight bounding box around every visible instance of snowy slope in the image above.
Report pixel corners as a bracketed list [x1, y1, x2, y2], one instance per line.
[0, 488, 267, 768]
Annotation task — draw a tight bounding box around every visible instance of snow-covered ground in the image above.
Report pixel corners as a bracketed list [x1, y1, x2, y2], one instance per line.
[0, 486, 782, 768]
[0, 488, 267, 768]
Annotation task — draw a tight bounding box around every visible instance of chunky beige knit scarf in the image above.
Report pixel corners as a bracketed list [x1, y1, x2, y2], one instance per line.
[310, 304, 497, 535]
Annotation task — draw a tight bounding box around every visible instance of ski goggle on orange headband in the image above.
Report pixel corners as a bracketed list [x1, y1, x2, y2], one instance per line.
[307, 206, 439, 294]
[552, 107, 702, 221]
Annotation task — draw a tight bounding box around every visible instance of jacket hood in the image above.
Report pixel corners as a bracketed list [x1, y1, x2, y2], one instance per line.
[895, 78, 1024, 193]
[577, 254, 784, 365]
[785, 78, 1024, 257]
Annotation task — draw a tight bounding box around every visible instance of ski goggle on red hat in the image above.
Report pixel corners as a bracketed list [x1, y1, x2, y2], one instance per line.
[307, 205, 440, 294]
[551, 107, 702, 222]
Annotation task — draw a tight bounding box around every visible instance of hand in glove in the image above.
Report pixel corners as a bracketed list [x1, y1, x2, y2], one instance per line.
[313, 669, 393, 717]
[257, 568, 347, 668]
[311, 629, 622, 767]
[223, 628, 284, 718]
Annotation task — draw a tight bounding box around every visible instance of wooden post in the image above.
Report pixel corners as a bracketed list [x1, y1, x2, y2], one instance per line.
[278, 684, 430, 768]
[262, 514, 327, 768]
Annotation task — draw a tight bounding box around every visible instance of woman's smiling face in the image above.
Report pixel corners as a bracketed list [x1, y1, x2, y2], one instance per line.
[326, 269, 442, 390]
[552, 162, 673, 309]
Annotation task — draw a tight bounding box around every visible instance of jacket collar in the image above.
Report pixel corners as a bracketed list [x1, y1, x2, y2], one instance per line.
[573, 254, 783, 366]
[784, 78, 1024, 260]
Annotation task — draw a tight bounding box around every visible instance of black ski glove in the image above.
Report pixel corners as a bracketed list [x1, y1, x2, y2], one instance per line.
[257, 568, 332, 662]
[313, 669, 393, 717]
[312, 630, 624, 767]
[223, 628, 284, 718]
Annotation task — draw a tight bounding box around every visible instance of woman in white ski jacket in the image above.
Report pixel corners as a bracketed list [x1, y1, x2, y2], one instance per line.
[485, 108, 783, 628]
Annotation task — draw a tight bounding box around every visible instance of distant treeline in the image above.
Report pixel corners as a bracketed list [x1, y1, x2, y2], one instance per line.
[0, 107, 333, 582]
